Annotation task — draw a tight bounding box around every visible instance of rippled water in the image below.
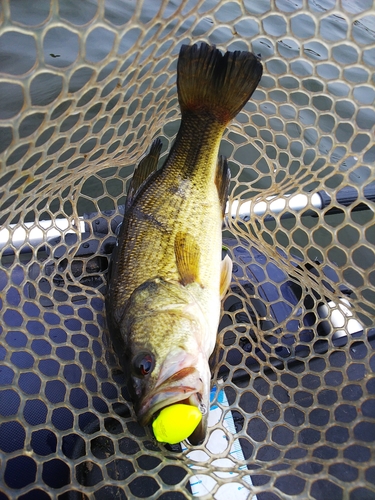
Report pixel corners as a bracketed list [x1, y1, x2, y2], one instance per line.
[2, 0, 373, 122]
[0, 0, 373, 213]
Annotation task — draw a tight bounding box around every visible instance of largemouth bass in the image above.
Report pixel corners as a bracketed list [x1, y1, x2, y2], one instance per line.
[106, 42, 262, 445]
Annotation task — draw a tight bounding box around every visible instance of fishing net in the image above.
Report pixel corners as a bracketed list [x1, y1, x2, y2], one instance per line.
[1, 0, 374, 498]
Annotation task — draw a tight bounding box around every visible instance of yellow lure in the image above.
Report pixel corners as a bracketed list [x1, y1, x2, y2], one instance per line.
[152, 404, 202, 444]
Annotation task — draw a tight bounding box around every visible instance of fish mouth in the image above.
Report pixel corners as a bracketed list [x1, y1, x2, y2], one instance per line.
[135, 366, 206, 427]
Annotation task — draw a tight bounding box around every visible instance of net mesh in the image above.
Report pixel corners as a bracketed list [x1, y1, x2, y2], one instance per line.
[1, 0, 375, 498]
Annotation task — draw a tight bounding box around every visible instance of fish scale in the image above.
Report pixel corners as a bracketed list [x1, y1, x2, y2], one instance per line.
[113, 126, 223, 309]
[106, 42, 262, 445]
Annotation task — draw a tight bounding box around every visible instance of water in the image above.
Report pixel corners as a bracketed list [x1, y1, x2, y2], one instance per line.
[0, 0, 373, 228]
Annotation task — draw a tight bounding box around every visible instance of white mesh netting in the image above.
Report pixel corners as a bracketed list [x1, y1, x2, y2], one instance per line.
[0, 0, 375, 499]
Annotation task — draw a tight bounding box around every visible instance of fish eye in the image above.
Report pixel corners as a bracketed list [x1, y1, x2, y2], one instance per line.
[133, 352, 154, 376]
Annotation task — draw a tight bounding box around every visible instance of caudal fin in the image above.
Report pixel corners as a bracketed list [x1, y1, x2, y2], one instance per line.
[177, 42, 263, 124]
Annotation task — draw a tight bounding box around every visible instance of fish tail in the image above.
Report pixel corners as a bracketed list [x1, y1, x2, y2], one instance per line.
[177, 42, 263, 124]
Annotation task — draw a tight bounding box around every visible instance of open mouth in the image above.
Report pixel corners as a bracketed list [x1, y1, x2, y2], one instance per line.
[136, 367, 205, 426]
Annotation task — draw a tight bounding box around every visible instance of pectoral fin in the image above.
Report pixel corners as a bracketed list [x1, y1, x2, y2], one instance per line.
[174, 232, 200, 286]
[126, 138, 162, 209]
[220, 254, 232, 299]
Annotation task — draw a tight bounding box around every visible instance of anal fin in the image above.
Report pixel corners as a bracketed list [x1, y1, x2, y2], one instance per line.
[174, 232, 200, 286]
[220, 254, 232, 299]
[215, 155, 231, 217]
[126, 138, 162, 209]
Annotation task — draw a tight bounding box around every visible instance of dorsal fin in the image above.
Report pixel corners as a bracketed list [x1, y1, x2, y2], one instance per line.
[126, 138, 162, 210]
[215, 155, 231, 217]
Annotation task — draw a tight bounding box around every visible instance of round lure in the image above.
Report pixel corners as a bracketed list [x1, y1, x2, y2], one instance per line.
[152, 404, 202, 444]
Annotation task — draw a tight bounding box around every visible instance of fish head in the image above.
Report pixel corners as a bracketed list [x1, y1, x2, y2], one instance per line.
[120, 278, 213, 445]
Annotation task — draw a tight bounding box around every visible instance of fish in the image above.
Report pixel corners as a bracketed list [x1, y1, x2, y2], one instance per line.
[106, 42, 263, 445]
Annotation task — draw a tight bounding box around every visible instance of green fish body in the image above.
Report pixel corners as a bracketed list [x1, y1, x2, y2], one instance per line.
[106, 43, 262, 444]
